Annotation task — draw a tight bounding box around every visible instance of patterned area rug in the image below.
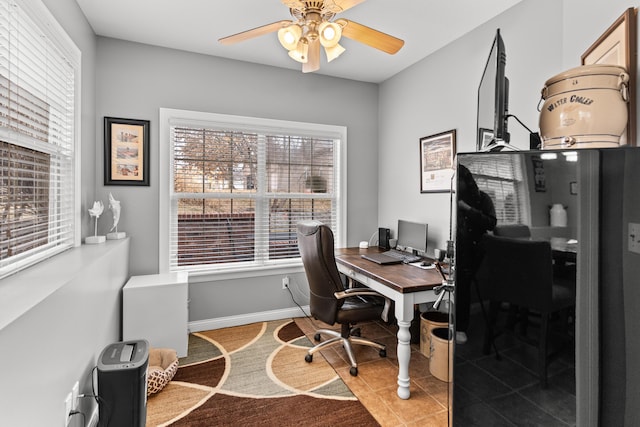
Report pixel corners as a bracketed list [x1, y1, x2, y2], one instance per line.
[146, 319, 379, 426]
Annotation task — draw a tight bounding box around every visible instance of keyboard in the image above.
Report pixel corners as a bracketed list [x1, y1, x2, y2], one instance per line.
[382, 249, 422, 263]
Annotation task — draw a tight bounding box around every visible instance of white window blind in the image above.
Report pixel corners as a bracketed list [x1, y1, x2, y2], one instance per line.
[0, 0, 79, 279]
[161, 110, 344, 274]
[461, 153, 530, 225]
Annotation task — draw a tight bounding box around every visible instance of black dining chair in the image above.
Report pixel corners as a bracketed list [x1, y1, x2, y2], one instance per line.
[492, 224, 532, 328]
[481, 234, 575, 388]
[296, 220, 390, 376]
[493, 223, 531, 238]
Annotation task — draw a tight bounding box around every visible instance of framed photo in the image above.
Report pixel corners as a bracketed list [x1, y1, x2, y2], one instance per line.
[581, 7, 637, 146]
[104, 117, 150, 186]
[532, 156, 546, 192]
[420, 129, 456, 193]
[477, 127, 494, 151]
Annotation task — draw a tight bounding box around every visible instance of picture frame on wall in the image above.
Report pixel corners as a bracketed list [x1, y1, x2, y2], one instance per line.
[581, 7, 637, 146]
[104, 117, 150, 186]
[420, 129, 456, 193]
[531, 156, 546, 193]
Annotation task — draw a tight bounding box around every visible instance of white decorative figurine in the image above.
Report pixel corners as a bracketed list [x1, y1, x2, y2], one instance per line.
[106, 193, 126, 240]
[85, 200, 106, 244]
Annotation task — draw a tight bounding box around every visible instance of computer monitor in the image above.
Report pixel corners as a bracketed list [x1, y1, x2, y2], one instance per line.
[396, 220, 428, 255]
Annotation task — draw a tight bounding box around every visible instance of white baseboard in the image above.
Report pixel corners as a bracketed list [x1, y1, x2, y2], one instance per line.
[188, 306, 310, 332]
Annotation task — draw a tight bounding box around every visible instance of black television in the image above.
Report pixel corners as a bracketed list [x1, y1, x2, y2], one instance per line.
[477, 29, 510, 151]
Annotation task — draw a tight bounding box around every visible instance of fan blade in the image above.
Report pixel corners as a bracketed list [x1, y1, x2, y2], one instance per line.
[303, 39, 320, 73]
[331, 0, 367, 13]
[336, 18, 404, 54]
[219, 20, 292, 45]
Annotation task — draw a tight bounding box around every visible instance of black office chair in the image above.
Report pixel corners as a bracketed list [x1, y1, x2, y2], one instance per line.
[481, 234, 575, 388]
[296, 220, 390, 376]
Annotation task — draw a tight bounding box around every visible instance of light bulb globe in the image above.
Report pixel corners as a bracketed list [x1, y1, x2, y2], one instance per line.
[288, 38, 309, 63]
[318, 21, 341, 48]
[278, 24, 302, 51]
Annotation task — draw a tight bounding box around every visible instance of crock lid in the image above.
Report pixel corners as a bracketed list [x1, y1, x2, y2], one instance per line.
[544, 64, 628, 86]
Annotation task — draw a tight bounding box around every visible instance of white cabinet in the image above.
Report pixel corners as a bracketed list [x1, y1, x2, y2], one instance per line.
[123, 272, 189, 357]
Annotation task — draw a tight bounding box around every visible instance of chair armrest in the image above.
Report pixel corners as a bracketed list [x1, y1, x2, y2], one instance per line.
[334, 289, 391, 323]
[335, 288, 382, 298]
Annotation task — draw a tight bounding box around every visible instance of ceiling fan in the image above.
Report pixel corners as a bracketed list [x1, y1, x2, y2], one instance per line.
[218, 0, 404, 73]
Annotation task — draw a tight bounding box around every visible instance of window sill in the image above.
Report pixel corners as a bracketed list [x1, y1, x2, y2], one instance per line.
[0, 239, 130, 331]
[182, 261, 305, 284]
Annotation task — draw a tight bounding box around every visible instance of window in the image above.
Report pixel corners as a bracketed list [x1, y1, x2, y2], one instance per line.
[0, 0, 80, 279]
[461, 154, 530, 225]
[159, 109, 346, 275]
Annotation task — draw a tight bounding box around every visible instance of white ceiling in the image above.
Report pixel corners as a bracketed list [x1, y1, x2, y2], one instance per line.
[75, 0, 522, 83]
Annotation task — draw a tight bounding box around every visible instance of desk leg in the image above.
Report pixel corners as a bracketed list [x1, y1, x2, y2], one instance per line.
[396, 319, 412, 399]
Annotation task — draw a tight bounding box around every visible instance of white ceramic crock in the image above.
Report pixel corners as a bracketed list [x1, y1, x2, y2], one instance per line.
[539, 64, 629, 149]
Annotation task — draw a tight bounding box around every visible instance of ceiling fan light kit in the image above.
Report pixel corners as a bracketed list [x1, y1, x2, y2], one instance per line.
[324, 43, 346, 62]
[277, 24, 302, 50]
[219, 0, 404, 73]
[318, 21, 342, 47]
[280, 19, 343, 64]
[288, 38, 309, 63]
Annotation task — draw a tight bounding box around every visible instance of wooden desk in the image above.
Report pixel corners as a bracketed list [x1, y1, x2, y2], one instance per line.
[335, 247, 445, 399]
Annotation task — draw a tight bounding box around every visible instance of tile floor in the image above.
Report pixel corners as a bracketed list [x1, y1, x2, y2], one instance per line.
[295, 305, 576, 427]
[453, 308, 576, 427]
[295, 316, 451, 427]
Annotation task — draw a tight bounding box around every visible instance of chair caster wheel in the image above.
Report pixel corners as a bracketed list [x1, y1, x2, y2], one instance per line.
[314, 333, 321, 341]
[305, 354, 313, 363]
[349, 367, 358, 376]
[379, 349, 386, 358]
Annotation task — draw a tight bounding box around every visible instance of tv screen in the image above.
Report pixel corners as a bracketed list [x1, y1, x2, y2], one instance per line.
[477, 29, 510, 151]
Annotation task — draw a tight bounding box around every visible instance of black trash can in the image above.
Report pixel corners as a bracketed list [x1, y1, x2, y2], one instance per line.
[97, 339, 149, 426]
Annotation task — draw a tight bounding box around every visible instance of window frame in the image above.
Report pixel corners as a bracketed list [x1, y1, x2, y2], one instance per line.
[159, 108, 347, 280]
[461, 154, 531, 227]
[0, 0, 81, 279]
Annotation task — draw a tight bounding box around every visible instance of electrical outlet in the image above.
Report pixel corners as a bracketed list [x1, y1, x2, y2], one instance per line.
[71, 381, 79, 410]
[629, 223, 640, 254]
[64, 392, 72, 426]
[282, 276, 289, 289]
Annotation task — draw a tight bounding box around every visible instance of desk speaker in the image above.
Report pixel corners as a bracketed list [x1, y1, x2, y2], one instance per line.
[378, 227, 390, 250]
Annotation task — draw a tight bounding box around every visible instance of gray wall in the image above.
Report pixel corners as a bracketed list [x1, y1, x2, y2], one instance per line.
[378, 0, 564, 254]
[562, 0, 640, 149]
[378, 0, 640, 253]
[0, 0, 126, 425]
[523, 153, 578, 230]
[95, 38, 379, 320]
[378, 0, 640, 424]
[0, 239, 129, 426]
[95, 0, 640, 327]
[3, 0, 639, 423]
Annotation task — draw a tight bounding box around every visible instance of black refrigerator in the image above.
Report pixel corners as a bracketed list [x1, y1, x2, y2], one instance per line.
[452, 147, 640, 427]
